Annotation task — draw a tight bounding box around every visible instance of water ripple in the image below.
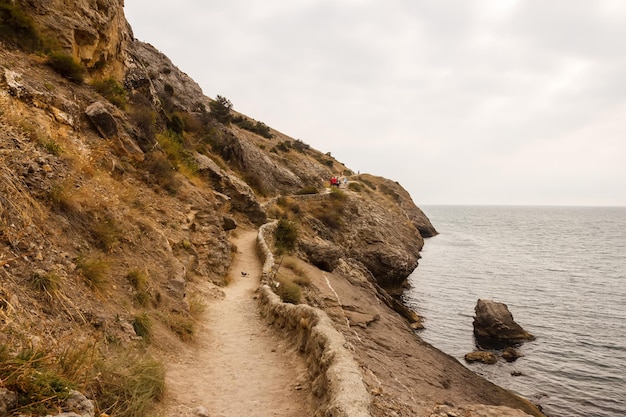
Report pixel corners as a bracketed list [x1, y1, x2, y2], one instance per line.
[406, 206, 626, 417]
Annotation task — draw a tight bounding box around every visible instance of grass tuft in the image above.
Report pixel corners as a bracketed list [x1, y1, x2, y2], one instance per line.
[132, 313, 152, 342]
[30, 270, 61, 294]
[77, 256, 109, 291]
[275, 275, 302, 304]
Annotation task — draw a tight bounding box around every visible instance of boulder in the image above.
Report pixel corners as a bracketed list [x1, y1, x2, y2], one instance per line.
[473, 299, 535, 348]
[194, 153, 266, 225]
[85, 101, 118, 138]
[502, 347, 523, 362]
[464, 351, 498, 365]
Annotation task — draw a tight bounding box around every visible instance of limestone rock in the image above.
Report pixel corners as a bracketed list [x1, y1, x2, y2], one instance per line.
[22, 0, 133, 78]
[65, 390, 95, 417]
[194, 152, 266, 225]
[464, 351, 498, 365]
[85, 101, 118, 138]
[0, 387, 17, 417]
[216, 130, 303, 194]
[473, 299, 535, 348]
[222, 215, 237, 231]
[502, 347, 523, 362]
[193, 406, 210, 417]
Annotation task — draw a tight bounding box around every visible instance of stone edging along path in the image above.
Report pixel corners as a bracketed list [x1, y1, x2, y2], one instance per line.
[256, 220, 371, 417]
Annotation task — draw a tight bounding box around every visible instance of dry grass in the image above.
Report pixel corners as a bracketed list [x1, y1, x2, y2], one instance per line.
[0, 336, 164, 417]
[76, 256, 109, 291]
[188, 295, 207, 319]
[158, 312, 195, 342]
[132, 313, 152, 342]
[30, 270, 61, 295]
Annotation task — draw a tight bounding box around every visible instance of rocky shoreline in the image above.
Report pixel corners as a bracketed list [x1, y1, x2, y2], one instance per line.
[257, 218, 546, 417]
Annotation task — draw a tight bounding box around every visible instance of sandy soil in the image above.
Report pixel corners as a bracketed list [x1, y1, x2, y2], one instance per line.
[161, 229, 314, 417]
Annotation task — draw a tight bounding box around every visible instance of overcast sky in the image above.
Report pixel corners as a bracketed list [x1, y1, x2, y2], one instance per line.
[124, 0, 626, 206]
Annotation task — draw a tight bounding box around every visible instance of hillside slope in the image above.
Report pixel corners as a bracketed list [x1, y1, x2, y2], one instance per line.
[0, 2, 544, 417]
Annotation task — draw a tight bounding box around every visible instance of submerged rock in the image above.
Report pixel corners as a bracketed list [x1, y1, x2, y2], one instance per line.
[473, 299, 535, 348]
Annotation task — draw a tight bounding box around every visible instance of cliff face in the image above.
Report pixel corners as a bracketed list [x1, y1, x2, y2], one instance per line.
[0, 1, 440, 416]
[20, 0, 132, 78]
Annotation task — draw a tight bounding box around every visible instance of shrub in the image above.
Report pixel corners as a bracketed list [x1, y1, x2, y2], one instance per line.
[129, 105, 156, 143]
[92, 77, 127, 108]
[132, 313, 152, 342]
[0, 338, 164, 417]
[47, 51, 85, 84]
[167, 113, 185, 134]
[189, 296, 207, 319]
[274, 219, 298, 254]
[0, 0, 42, 51]
[275, 276, 302, 304]
[311, 190, 347, 230]
[295, 186, 319, 195]
[348, 182, 363, 192]
[127, 269, 152, 307]
[209, 95, 232, 124]
[38, 137, 62, 155]
[145, 150, 179, 194]
[292, 139, 310, 153]
[253, 121, 272, 139]
[157, 131, 198, 177]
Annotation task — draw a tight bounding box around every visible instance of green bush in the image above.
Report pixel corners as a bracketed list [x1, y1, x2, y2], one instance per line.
[92, 77, 127, 108]
[274, 219, 298, 254]
[47, 51, 85, 84]
[132, 313, 152, 342]
[0, 0, 42, 51]
[296, 186, 319, 195]
[209, 95, 232, 124]
[167, 113, 185, 134]
[145, 150, 179, 194]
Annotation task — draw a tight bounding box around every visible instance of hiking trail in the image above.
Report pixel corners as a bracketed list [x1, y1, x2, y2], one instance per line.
[161, 229, 313, 417]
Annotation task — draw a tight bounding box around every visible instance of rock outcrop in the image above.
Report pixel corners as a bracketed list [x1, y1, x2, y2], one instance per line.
[473, 299, 535, 348]
[20, 0, 132, 78]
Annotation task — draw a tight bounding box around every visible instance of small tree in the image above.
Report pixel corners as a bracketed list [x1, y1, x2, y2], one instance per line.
[274, 219, 298, 255]
[209, 95, 233, 124]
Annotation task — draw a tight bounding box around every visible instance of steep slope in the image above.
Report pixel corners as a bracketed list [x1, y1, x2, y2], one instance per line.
[0, 2, 545, 417]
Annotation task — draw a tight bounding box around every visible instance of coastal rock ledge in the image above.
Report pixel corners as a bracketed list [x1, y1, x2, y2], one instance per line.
[473, 299, 535, 348]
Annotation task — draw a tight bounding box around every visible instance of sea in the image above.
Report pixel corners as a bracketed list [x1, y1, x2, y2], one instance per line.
[402, 206, 626, 417]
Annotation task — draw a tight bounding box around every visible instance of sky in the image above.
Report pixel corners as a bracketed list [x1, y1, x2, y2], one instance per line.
[123, 0, 626, 206]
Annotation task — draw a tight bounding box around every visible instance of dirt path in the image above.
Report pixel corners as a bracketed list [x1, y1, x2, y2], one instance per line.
[162, 229, 313, 417]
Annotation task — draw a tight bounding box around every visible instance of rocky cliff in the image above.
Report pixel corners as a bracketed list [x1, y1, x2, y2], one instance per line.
[0, 2, 547, 417]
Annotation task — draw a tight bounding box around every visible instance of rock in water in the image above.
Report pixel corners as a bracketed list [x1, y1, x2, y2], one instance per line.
[472, 299, 535, 348]
[464, 351, 498, 364]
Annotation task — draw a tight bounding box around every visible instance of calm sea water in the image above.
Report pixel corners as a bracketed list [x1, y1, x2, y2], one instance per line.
[403, 206, 626, 417]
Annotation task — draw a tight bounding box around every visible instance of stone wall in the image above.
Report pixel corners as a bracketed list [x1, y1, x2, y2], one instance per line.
[256, 221, 371, 417]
